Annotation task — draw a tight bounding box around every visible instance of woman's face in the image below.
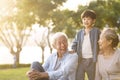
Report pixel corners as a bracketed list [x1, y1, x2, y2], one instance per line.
[98, 33, 111, 51]
[55, 36, 68, 55]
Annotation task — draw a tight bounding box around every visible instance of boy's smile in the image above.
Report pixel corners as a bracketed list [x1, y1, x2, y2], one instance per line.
[82, 17, 95, 28]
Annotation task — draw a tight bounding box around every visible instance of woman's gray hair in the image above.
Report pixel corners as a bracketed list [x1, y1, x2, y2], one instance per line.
[103, 28, 119, 48]
[51, 32, 68, 49]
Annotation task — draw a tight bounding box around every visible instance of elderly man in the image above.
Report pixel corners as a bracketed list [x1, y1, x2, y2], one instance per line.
[26, 32, 78, 80]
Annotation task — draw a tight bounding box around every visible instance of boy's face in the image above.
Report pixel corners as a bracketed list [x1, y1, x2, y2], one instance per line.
[82, 17, 95, 28]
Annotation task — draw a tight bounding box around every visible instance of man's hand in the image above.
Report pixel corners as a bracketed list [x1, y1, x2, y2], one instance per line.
[26, 69, 49, 80]
[26, 69, 42, 80]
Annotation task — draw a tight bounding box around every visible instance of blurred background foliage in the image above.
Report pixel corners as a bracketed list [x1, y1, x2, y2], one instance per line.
[0, 0, 120, 66]
[1, 0, 120, 38]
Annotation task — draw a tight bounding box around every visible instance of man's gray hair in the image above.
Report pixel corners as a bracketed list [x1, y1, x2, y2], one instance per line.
[51, 32, 68, 49]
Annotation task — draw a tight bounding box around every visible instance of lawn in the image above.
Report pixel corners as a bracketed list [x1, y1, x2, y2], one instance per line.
[0, 67, 29, 80]
[0, 67, 88, 80]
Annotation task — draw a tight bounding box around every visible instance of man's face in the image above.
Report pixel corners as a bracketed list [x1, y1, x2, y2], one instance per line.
[55, 36, 68, 55]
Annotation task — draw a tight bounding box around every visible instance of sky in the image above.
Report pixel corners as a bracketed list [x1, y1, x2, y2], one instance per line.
[61, 0, 92, 11]
[0, 0, 92, 16]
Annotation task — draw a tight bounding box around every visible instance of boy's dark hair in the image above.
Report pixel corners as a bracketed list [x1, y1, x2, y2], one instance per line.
[81, 9, 96, 19]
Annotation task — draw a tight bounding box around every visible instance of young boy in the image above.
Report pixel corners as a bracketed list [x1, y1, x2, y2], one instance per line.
[71, 9, 101, 80]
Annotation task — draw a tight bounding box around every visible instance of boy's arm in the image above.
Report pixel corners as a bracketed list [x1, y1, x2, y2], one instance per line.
[71, 34, 78, 52]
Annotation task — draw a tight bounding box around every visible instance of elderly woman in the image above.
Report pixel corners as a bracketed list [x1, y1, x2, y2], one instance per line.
[26, 32, 78, 80]
[95, 28, 120, 80]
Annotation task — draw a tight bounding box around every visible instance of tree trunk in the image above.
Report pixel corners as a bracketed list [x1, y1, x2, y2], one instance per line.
[13, 52, 20, 68]
[41, 47, 44, 63]
[47, 27, 52, 53]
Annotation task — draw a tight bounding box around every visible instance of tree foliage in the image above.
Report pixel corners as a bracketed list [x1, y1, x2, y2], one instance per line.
[87, 0, 120, 31]
[15, 0, 67, 27]
[1, 0, 120, 65]
[0, 0, 67, 65]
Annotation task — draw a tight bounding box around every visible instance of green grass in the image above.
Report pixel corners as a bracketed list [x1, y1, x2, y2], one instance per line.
[0, 67, 29, 80]
[0, 67, 88, 80]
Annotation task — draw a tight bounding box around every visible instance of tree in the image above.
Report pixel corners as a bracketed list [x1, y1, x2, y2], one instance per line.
[65, 0, 120, 35]
[0, 20, 31, 67]
[0, 0, 68, 65]
[14, 0, 67, 63]
[31, 26, 48, 63]
[15, 0, 67, 26]
[88, 0, 120, 31]
[50, 9, 79, 38]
